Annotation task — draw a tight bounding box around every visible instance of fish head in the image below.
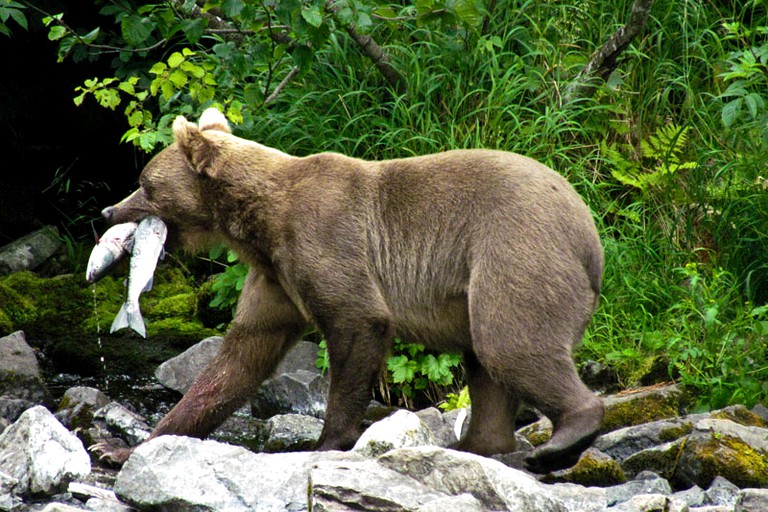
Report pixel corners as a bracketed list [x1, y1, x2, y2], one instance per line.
[101, 109, 231, 250]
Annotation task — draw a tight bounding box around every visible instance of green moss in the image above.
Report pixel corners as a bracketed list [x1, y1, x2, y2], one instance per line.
[0, 281, 38, 334]
[711, 406, 767, 428]
[602, 390, 686, 434]
[518, 422, 552, 447]
[658, 422, 694, 442]
[146, 293, 197, 319]
[542, 450, 627, 487]
[681, 434, 768, 488]
[623, 439, 684, 480]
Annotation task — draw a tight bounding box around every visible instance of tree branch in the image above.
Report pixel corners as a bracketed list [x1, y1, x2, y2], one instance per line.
[325, 2, 403, 91]
[563, 0, 655, 104]
[264, 67, 300, 105]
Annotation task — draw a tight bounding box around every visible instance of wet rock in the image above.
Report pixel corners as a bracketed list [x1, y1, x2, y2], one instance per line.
[705, 476, 741, 507]
[601, 384, 689, 434]
[415, 406, 458, 447]
[0, 405, 90, 497]
[309, 458, 457, 511]
[114, 436, 363, 511]
[540, 448, 626, 487]
[251, 341, 330, 419]
[735, 488, 768, 512]
[0, 395, 35, 428]
[377, 446, 569, 511]
[609, 493, 687, 512]
[0, 331, 52, 406]
[154, 335, 222, 394]
[594, 415, 704, 462]
[674, 419, 768, 489]
[92, 402, 150, 447]
[0, 226, 61, 275]
[262, 413, 323, 452]
[604, 471, 673, 507]
[352, 409, 435, 458]
[54, 386, 111, 431]
[672, 484, 707, 507]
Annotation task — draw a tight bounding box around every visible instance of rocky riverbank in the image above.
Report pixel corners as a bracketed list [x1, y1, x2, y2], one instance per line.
[1, 330, 768, 511]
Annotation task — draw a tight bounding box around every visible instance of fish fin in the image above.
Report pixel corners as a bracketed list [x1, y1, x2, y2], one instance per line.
[91, 220, 100, 243]
[159, 248, 166, 260]
[110, 302, 147, 338]
[143, 277, 153, 292]
[129, 307, 147, 338]
[110, 302, 129, 333]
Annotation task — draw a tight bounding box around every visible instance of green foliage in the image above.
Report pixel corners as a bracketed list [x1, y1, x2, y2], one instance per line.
[207, 246, 248, 316]
[439, 385, 470, 412]
[0, 0, 26, 37]
[19, 0, 768, 409]
[315, 337, 462, 408]
[666, 263, 768, 410]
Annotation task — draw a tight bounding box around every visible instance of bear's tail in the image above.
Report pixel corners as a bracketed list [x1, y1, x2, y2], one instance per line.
[110, 301, 147, 338]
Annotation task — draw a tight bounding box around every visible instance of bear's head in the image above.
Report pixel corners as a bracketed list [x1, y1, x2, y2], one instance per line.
[101, 108, 233, 249]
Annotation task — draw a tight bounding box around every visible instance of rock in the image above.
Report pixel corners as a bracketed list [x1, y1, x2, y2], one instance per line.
[0, 331, 52, 405]
[262, 413, 323, 452]
[0, 226, 61, 275]
[0, 395, 35, 426]
[251, 341, 330, 419]
[208, 406, 270, 452]
[601, 384, 689, 434]
[309, 458, 456, 511]
[0, 405, 90, 496]
[705, 476, 741, 506]
[415, 406, 458, 447]
[540, 448, 626, 487]
[114, 436, 364, 511]
[609, 493, 687, 512]
[672, 484, 707, 507]
[621, 437, 686, 481]
[377, 446, 570, 511]
[735, 488, 768, 512]
[604, 471, 673, 507]
[579, 359, 619, 392]
[751, 403, 768, 423]
[92, 402, 151, 447]
[154, 335, 222, 394]
[674, 419, 768, 489]
[54, 386, 111, 431]
[594, 416, 704, 462]
[353, 409, 436, 457]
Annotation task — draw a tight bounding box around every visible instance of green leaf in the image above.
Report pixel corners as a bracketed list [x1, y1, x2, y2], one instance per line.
[721, 98, 742, 128]
[244, 83, 264, 106]
[118, 81, 135, 95]
[181, 18, 206, 44]
[301, 4, 323, 28]
[167, 51, 185, 68]
[149, 62, 167, 75]
[221, 0, 244, 18]
[48, 25, 66, 41]
[169, 69, 187, 88]
[121, 14, 156, 46]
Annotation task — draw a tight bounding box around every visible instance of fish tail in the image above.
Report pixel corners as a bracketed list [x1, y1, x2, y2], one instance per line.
[129, 307, 147, 338]
[110, 302, 147, 338]
[110, 302, 130, 334]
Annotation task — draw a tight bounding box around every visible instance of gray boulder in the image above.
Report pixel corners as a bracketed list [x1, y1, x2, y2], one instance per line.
[0, 226, 61, 275]
[262, 413, 323, 452]
[154, 335, 223, 394]
[735, 488, 768, 512]
[0, 405, 90, 496]
[0, 331, 52, 405]
[114, 436, 363, 511]
[353, 409, 436, 457]
[92, 402, 151, 447]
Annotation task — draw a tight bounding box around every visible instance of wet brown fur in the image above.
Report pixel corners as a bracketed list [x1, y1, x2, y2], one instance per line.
[96, 108, 605, 472]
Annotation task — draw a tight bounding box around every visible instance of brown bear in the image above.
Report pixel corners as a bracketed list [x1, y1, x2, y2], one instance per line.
[96, 107, 604, 473]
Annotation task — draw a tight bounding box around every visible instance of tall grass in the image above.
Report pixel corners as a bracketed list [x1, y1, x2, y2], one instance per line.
[232, 0, 767, 408]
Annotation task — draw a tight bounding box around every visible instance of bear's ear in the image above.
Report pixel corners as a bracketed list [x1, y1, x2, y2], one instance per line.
[198, 108, 231, 133]
[172, 115, 221, 177]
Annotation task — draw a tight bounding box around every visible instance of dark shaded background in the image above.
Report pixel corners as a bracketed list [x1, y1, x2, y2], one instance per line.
[0, 3, 144, 246]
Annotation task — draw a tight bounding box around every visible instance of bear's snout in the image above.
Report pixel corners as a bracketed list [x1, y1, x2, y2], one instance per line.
[101, 206, 116, 222]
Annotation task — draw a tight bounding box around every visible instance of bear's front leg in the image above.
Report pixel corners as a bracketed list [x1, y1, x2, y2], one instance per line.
[92, 269, 306, 465]
[315, 315, 393, 451]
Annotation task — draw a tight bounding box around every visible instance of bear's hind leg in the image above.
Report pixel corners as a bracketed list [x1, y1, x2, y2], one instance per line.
[451, 353, 519, 456]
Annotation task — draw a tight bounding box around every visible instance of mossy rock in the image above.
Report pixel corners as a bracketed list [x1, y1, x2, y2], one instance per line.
[676, 432, 768, 489]
[658, 422, 695, 442]
[602, 385, 689, 434]
[146, 293, 197, 320]
[148, 317, 220, 348]
[541, 448, 627, 487]
[0, 280, 38, 335]
[517, 418, 552, 447]
[711, 405, 767, 428]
